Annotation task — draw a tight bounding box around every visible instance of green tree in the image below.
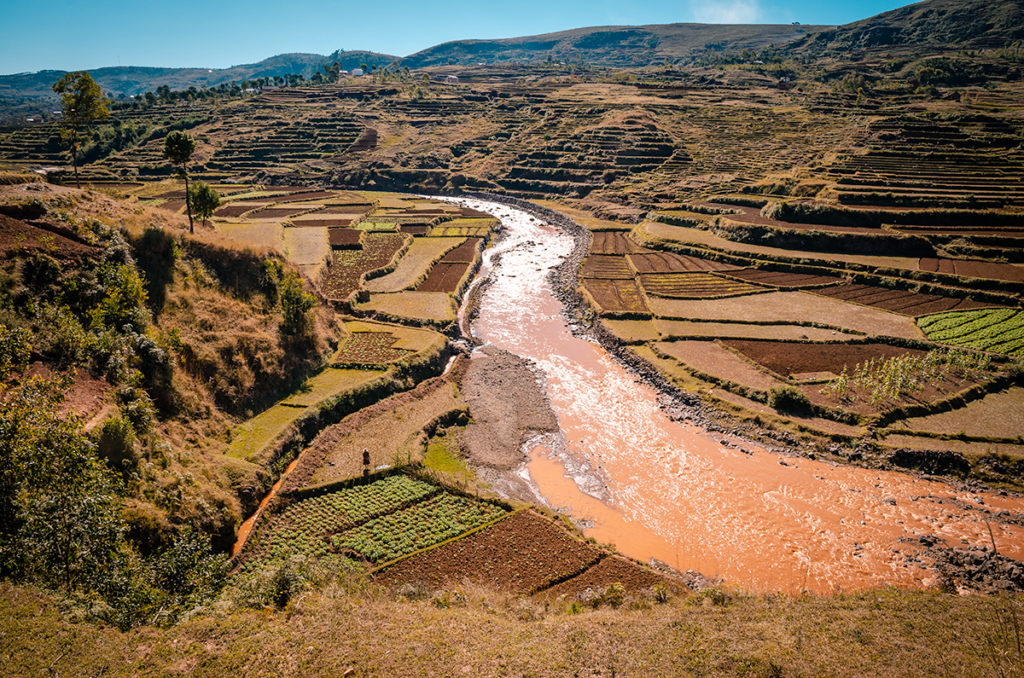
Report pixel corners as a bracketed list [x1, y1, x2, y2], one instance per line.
[0, 374, 124, 592]
[279, 271, 316, 338]
[188, 181, 221, 228]
[52, 71, 110, 188]
[163, 131, 197, 233]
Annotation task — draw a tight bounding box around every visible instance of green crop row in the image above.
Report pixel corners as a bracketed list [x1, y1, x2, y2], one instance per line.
[333, 493, 507, 563]
[918, 308, 1024, 356]
[241, 475, 438, 570]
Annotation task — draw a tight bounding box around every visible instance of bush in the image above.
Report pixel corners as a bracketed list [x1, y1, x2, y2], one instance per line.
[279, 272, 316, 338]
[0, 324, 32, 380]
[96, 413, 138, 478]
[767, 385, 812, 414]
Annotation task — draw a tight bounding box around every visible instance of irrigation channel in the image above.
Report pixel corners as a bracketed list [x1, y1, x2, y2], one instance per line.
[450, 196, 1024, 594]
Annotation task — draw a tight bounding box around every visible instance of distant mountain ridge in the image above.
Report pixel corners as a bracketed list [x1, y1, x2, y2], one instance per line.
[0, 50, 398, 100]
[3, 0, 1023, 101]
[398, 23, 825, 68]
[788, 0, 1024, 54]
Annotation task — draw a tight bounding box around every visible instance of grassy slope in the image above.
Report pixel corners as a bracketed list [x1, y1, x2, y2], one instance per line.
[2, 582, 1023, 677]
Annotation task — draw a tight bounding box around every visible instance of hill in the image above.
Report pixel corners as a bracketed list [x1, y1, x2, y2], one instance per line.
[400, 22, 825, 68]
[0, 50, 398, 99]
[789, 0, 1024, 55]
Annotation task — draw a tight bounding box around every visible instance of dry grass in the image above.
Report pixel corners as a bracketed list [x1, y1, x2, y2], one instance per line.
[891, 387, 1024, 440]
[355, 291, 458, 326]
[655, 340, 784, 392]
[3, 581, 1024, 677]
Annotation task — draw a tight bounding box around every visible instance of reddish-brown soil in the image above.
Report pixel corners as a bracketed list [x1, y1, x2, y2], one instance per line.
[328, 228, 362, 248]
[214, 202, 268, 218]
[0, 215, 98, 260]
[153, 189, 187, 199]
[439, 237, 482, 263]
[590, 231, 641, 255]
[25, 363, 111, 422]
[723, 339, 925, 377]
[249, 206, 313, 219]
[537, 555, 676, 599]
[582, 278, 650, 314]
[375, 511, 603, 595]
[581, 255, 634, 279]
[628, 250, 736, 273]
[725, 268, 844, 289]
[814, 283, 997, 316]
[919, 257, 1024, 283]
[416, 262, 471, 292]
[399, 224, 429, 235]
[156, 199, 185, 213]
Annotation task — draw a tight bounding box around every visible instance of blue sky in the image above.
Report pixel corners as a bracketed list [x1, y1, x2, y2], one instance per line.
[0, 0, 916, 74]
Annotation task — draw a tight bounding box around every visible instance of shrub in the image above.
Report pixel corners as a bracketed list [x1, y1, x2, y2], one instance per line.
[767, 385, 812, 414]
[96, 413, 138, 478]
[0, 324, 32, 380]
[279, 272, 316, 338]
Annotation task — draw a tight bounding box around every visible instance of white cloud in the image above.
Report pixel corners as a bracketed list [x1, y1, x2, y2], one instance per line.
[689, 0, 763, 24]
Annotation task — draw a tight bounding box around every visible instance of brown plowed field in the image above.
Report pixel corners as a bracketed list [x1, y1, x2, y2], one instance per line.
[537, 555, 676, 599]
[375, 511, 603, 595]
[249, 206, 313, 219]
[416, 262, 471, 292]
[640, 272, 765, 299]
[153, 189, 187, 199]
[400, 224, 429, 235]
[328, 228, 361, 248]
[582, 278, 650, 314]
[725, 269, 844, 289]
[581, 255, 634, 279]
[919, 257, 1024, 283]
[156, 199, 185, 213]
[628, 251, 737, 273]
[814, 283, 997, 316]
[722, 339, 925, 378]
[458, 207, 493, 218]
[214, 202, 267, 218]
[439, 237, 482, 263]
[590, 230, 641, 255]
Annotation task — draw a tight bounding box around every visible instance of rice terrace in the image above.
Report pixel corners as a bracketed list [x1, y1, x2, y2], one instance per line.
[2, 0, 1024, 675]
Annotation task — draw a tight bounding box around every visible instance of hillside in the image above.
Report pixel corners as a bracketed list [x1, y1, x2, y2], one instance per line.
[0, 50, 398, 100]
[789, 0, 1024, 54]
[400, 22, 824, 68]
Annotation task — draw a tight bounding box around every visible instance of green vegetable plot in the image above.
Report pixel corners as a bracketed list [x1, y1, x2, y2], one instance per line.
[918, 308, 1024, 356]
[333, 493, 508, 563]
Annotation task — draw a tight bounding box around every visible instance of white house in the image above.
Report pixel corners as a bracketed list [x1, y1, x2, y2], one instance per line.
[444, 74, 459, 84]
[350, 68, 364, 77]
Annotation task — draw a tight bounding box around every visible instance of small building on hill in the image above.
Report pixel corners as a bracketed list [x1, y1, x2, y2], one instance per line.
[445, 74, 459, 84]
[350, 68, 364, 77]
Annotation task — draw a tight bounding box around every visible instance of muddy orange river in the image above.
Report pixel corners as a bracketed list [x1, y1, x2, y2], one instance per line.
[448, 197, 1024, 594]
